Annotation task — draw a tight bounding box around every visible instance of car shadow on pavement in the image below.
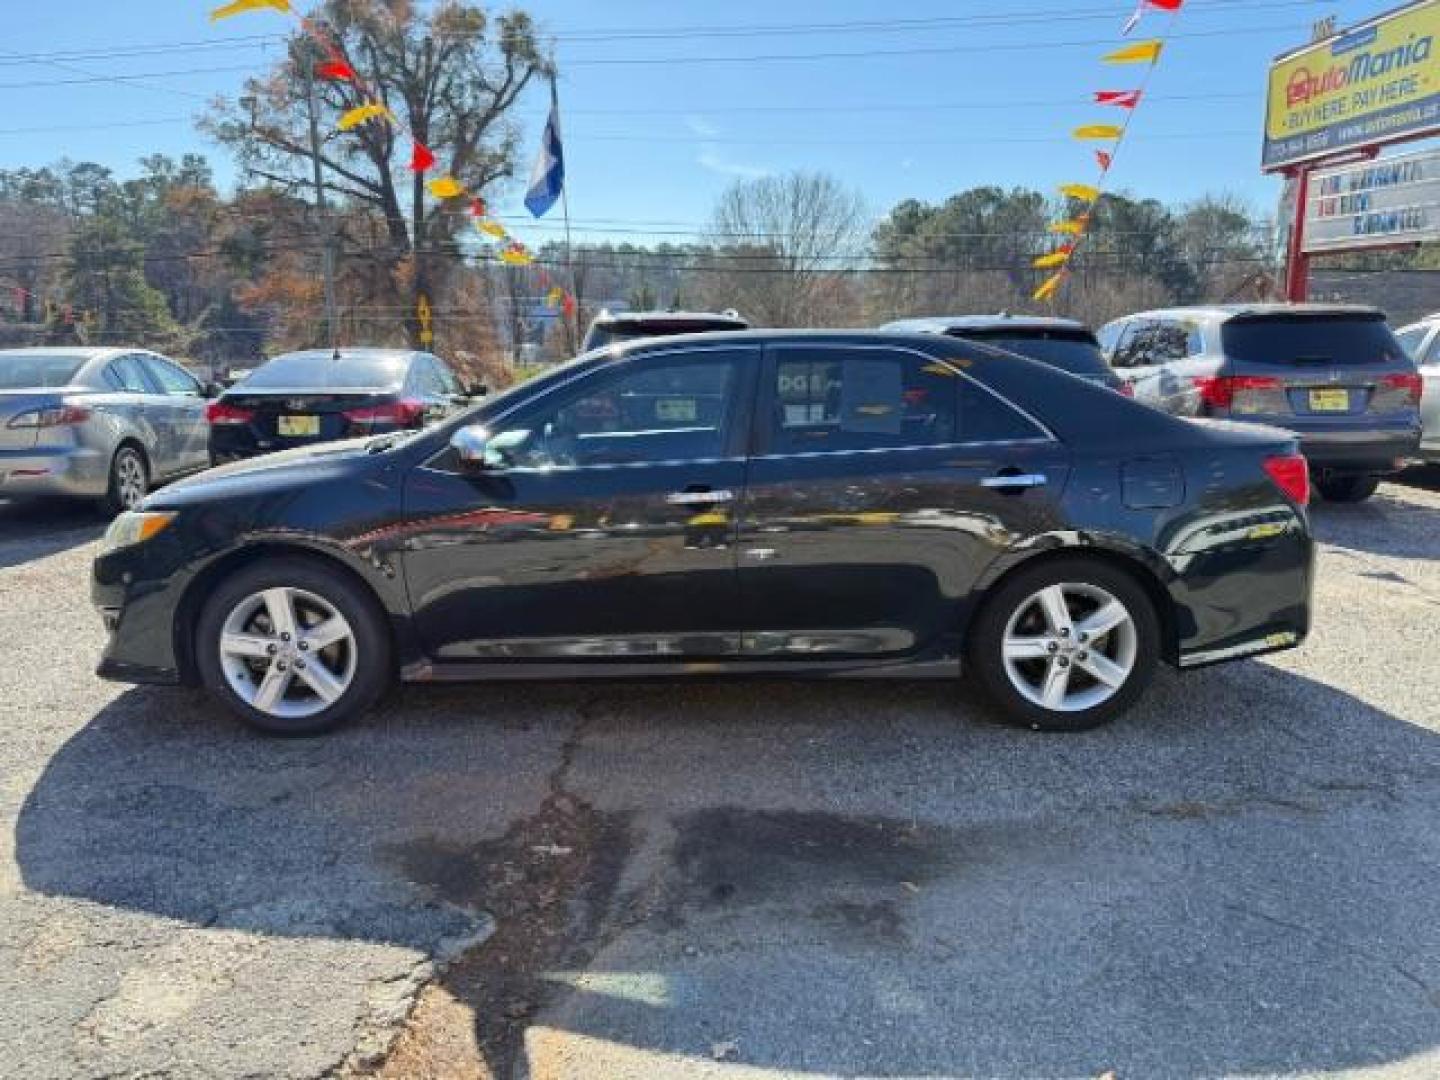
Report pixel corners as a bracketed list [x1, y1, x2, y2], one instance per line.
[1308, 481, 1440, 561]
[0, 498, 103, 570]
[15, 660, 1440, 1079]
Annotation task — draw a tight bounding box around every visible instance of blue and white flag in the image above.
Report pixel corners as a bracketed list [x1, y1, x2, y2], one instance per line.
[524, 102, 565, 218]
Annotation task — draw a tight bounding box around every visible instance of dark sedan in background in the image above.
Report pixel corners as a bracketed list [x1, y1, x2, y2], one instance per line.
[208, 347, 477, 463]
[95, 331, 1313, 736]
[881, 315, 1128, 394]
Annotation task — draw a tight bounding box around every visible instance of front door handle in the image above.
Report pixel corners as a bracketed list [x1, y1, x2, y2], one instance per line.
[666, 489, 735, 506]
[981, 473, 1047, 491]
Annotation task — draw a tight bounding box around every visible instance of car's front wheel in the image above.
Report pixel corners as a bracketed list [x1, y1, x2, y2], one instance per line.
[968, 558, 1160, 732]
[195, 558, 392, 735]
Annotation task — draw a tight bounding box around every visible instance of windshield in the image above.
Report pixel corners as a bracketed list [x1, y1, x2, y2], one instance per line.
[242, 352, 408, 390]
[1221, 315, 1406, 366]
[951, 330, 1112, 377]
[0, 352, 87, 390]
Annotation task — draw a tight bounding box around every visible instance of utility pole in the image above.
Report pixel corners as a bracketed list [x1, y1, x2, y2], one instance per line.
[302, 46, 340, 352]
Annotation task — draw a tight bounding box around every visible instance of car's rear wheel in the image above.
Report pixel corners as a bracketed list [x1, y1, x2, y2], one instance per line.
[1315, 474, 1379, 503]
[968, 558, 1160, 732]
[195, 558, 392, 735]
[102, 445, 148, 516]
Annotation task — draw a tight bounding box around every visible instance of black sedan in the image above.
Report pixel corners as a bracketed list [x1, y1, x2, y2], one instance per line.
[94, 330, 1314, 736]
[207, 347, 478, 463]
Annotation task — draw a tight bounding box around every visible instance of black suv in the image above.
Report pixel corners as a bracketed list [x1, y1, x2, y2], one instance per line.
[882, 315, 1127, 393]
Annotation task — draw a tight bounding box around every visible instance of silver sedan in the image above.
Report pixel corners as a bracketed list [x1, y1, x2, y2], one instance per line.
[1395, 318, 1440, 463]
[0, 347, 213, 514]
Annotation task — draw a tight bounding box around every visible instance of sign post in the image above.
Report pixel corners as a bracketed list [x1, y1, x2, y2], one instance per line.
[1263, 0, 1440, 300]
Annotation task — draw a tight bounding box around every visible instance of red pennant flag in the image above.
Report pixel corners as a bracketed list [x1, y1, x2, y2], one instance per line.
[468, 197, 487, 218]
[1095, 90, 1142, 109]
[1096, 150, 1114, 171]
[408, 141, 436, 173]
[316, 60, 356, 81]
[562, 294, 577, 318]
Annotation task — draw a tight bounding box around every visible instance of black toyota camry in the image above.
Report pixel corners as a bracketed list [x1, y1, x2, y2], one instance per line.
[93, 330, 1315, 736]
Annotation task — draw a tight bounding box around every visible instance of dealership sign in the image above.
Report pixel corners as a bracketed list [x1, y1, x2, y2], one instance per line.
[1303, 145, 1440, 251]
[1263, 0, 1440, 171]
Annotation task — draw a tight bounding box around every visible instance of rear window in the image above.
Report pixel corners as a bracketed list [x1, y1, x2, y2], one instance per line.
[948, 330, 1111, 377]
[1221, 315, 1407, 367]
[243, 352, 407, 390]
[0, 353, 86, 389]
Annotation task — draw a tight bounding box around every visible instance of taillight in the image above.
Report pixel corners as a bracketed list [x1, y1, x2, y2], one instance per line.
[205, 401, 254, 425]
[342, 399, 426, 428]
[1380, 372, 1423, 407]
[1116, 382, 1135, 398]
[1262, 453, 1310, 507]
[1194, 375, 1283, 413]
[7, 404, 92, 428]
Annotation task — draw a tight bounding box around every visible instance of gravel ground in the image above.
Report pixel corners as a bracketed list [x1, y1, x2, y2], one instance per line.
[1, 475, 1438, 1079]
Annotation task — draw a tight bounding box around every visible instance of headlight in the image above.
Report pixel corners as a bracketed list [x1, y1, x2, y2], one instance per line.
[101, 511, 177, 554]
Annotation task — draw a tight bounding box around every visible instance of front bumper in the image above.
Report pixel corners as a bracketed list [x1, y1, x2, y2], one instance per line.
[93, 540, 191, 685]
[0, 446, 107, 499]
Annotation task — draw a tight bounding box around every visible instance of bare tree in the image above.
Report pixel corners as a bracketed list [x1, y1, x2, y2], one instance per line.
[699, 171, 867, 327]
[205, 0, 550, 347]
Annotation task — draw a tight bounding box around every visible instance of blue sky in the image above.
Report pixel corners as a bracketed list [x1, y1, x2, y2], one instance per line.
[0, 0, 1389, 241]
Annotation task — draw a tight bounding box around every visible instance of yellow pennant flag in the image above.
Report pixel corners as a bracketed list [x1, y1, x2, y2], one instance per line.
[1033, 272, 1065, 302]
[337, 103, 393, 132]
[1073, 124, 1123, 141]
[1033, 250, 1072, 269]
[1104, 40, 1163, 64]
[547, 286, 564, 307]
[476, 219, 508, 239]
[500, 248, 534, 266]
[1050, 220, 1086, 236]
[210, 0, 290, 20]
[1059, 183, 1102, 203]
[427, 176, 465, 199]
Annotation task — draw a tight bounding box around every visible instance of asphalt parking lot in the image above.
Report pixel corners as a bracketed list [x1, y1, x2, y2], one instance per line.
[2, 475, 1439, 1080]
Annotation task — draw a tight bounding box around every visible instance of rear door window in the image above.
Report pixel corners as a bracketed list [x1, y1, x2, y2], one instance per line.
[1221, 315, 1408, 368]
[142, 356, 203, 396]
[768, 347, 958, 454]
[106, 355, 155, 394]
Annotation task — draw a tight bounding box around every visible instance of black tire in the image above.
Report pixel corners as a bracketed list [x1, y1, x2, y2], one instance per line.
[967, 557, 1161, 733]
[1316, 475, 1379, 503]
[194, 557, 393, 736]
[101, 444, 149, 516]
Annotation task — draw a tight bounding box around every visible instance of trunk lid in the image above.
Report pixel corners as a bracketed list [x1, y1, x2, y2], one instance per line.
[219, 390, 398, 444]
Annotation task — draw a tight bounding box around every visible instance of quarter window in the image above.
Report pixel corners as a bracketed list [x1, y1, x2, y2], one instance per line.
[768, 347, 958, 454]
[958, 381, 1048, 442]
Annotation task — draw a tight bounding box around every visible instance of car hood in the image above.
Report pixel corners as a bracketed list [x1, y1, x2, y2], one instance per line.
[147, 437, 381, 507]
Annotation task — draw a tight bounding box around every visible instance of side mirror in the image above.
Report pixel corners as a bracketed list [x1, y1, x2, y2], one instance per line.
[451, 425, 492, 470]
[467, 382, 489, 398]
[203, 381, 223, 399]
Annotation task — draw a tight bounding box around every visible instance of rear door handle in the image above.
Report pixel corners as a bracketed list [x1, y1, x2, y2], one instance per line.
[666, 489, 734, 506]
[981, 473, 1047, 490]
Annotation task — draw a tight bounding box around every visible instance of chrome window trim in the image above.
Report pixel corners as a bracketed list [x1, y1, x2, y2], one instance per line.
[766, 340, 1059, 445]
[750, 436, 1055, 464]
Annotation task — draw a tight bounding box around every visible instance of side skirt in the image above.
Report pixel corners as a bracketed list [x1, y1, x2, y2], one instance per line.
[402, 655, 962, 683]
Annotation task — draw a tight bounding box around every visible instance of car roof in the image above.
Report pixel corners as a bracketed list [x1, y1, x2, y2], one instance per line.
[881, 315, 1093, 334]
[1110, 303, 1384, 324]
[268, 347, 422, 364]
[0, 346, 135, 360]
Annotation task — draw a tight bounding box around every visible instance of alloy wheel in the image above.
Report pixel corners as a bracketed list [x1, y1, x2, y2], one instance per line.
[218, 587, 358, 720]
[1000, 582, 1138, 714]
[114, 450, 147, 510]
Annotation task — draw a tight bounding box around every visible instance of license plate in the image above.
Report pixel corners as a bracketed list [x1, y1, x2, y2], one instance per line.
[1308, 389, 1350, 412]
[278, 415, 320, 437]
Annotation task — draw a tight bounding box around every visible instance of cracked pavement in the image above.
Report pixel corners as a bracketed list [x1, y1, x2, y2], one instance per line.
[2, 474, 1439, 1079]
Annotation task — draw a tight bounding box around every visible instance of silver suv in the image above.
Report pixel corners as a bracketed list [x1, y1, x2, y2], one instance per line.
[1393, 315, 1440, 464]
[1099, 305, 1421, 502]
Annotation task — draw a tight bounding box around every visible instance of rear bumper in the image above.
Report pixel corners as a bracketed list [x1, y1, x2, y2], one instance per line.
[0, 446, 107, 499]
[1296, 427, 1420, 474]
